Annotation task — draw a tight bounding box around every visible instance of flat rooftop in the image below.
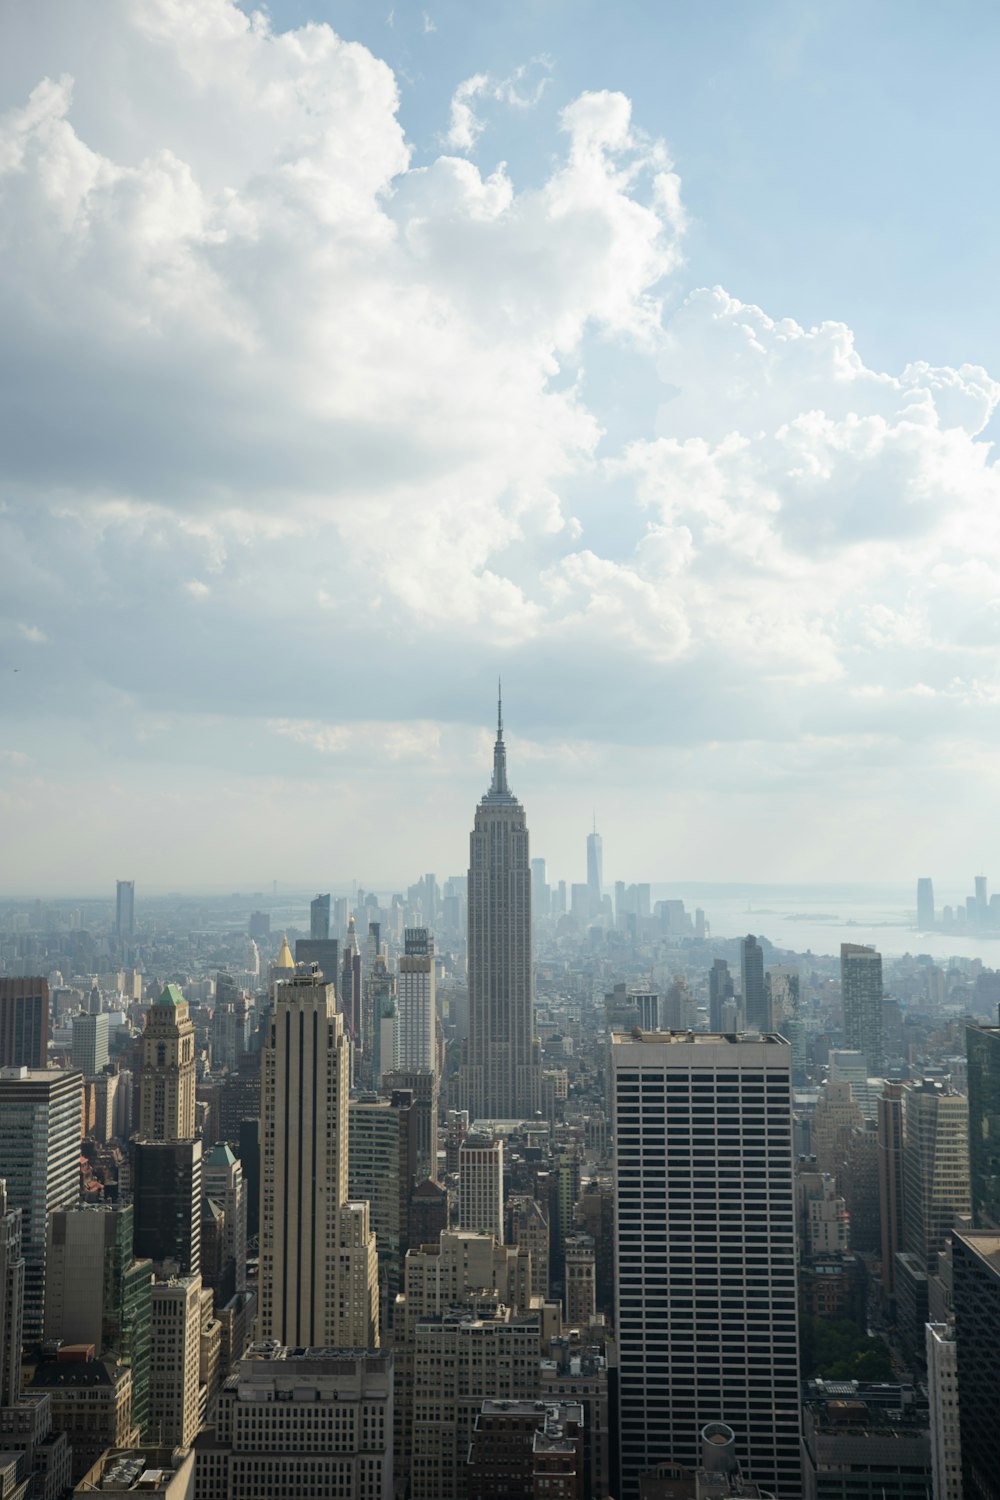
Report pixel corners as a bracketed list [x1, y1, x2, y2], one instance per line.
[611, 1030, 788, 1046]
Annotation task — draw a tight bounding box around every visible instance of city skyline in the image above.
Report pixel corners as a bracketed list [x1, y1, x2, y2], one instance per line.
[5, 1, 1000, 889]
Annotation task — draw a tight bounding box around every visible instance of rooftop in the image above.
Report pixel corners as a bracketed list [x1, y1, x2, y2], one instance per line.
[153, 984, 186, 1008]
[611, 1030, 789, 1047]
[954, 1230, 1000, 1274]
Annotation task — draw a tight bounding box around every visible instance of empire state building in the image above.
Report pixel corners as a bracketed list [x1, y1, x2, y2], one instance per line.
[462, 693, 541, 1122]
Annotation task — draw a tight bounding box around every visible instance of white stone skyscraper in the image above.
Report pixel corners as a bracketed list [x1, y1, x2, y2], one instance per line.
[462, 691, 541, 1122]
[259, 963, 378, 1349]
[397, 928, 435, 1073]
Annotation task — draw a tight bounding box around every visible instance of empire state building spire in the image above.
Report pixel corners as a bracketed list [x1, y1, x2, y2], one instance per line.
[490, 678, 509, 797]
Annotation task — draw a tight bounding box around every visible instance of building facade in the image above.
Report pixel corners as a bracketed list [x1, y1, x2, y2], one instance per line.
[458, 1136, 504, 1243]
[0, 1067, 83, 1343]
[397, 929, 436, 1073]
[138, 985, 196, 1143]
[953, 1231, 1000, 1500]
[193, 1346, 393, 1500]
[612, 1032, 801, 1499]
[901, 1080, 970, 1272]
[0, 979, 49, 1070]
[926, 1322, 962, 1500]
[43, 1203, 152, 1438]
[259, 964, 378, 1349]
[967, 1024, 1000, 1228]
[840, 943, 885, 1075]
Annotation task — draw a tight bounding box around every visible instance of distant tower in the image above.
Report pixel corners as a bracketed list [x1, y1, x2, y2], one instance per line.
[310, 893, 331, 941]
[841, 943, 885, 1074]
[976, 875, 988, 922]
[709, 958, 735, 1032]
[740, 935, 768, 1031]
[917, 878, 935, 930]
[115, 880, 135, 942]
[259, 964, 378, 1348]
[397, 928, 436, 1073]
[461, 688, 541, 1122]
[586, 819, 603, 918]
[139, 983, 197, 1142]
[342, 917, 363, 1054]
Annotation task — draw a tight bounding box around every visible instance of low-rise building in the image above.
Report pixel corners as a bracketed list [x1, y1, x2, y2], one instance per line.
[801, 1380, 931, 1500]
[73, 1446, 194, 1498]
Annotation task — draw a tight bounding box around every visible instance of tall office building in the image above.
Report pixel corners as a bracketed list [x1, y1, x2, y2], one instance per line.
[925, 1322, 962, 1500]
[397, 929, 436, 1073]
[294, 935, 339, 988]
[310, 892, 331, 941]
[612, 1031, 801, 1499]
[709, 959, 734, 1032]
[976, 874, 989, 921]
[139, 984, 196, 1142]
[967, 1023, 1000, 1227]
[0, 1179, 24, 1406]
[72, 1011, 110, 1078]
[382, 1068, 439, 1181]
[342, 917, 363, 1052]
[43, 1203, 152, 1439]
[0, 1067, 83, 1342]
[462, 693, 541, 1122]
[132, 1139, 203, 1278]
[115, 880, 135, 942]
[259, 963, 379, 1349]
[952, 1230, 1000, 1500]
[203, 1143, 247, 1296]
[740, 935, 768, 1031]
[349, 1093, 418, 1308]
[367, 954, 398, 1085]
[877, 1082, 905, 1308]
[917, 878, 935, 929]
[149, 1273, 202, 1447]
[0, 978, 49, 1069]
[586, 822, 603, 917]
[902, 1079, 970, 1271]
[531, 857, 550, 918]
[841, 943, 885, 1074]
[458, 1136, 504, 1243]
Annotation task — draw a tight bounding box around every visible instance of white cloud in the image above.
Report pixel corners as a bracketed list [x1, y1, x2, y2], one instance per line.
[1, 0, 999, 888]
[17, 623, 48, 644]
[444, 58, 552, 152]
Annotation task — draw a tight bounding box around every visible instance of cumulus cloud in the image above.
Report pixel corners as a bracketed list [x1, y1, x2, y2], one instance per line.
[1, 0, 999, 888]
[444, 58, 552, 152]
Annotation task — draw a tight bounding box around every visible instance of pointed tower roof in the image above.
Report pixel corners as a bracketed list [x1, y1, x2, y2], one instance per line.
[487, 678, 512, 799]
[276, 933, 294, 969]
[205, 1142, 237, 1168]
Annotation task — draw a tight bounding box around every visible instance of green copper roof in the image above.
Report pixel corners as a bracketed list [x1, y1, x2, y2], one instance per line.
[205, 1142, 237, 1167]
[156, 983, 186, 1007]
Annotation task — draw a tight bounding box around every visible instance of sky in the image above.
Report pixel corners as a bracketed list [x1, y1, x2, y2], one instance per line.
[3, 0, 1000, 895]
